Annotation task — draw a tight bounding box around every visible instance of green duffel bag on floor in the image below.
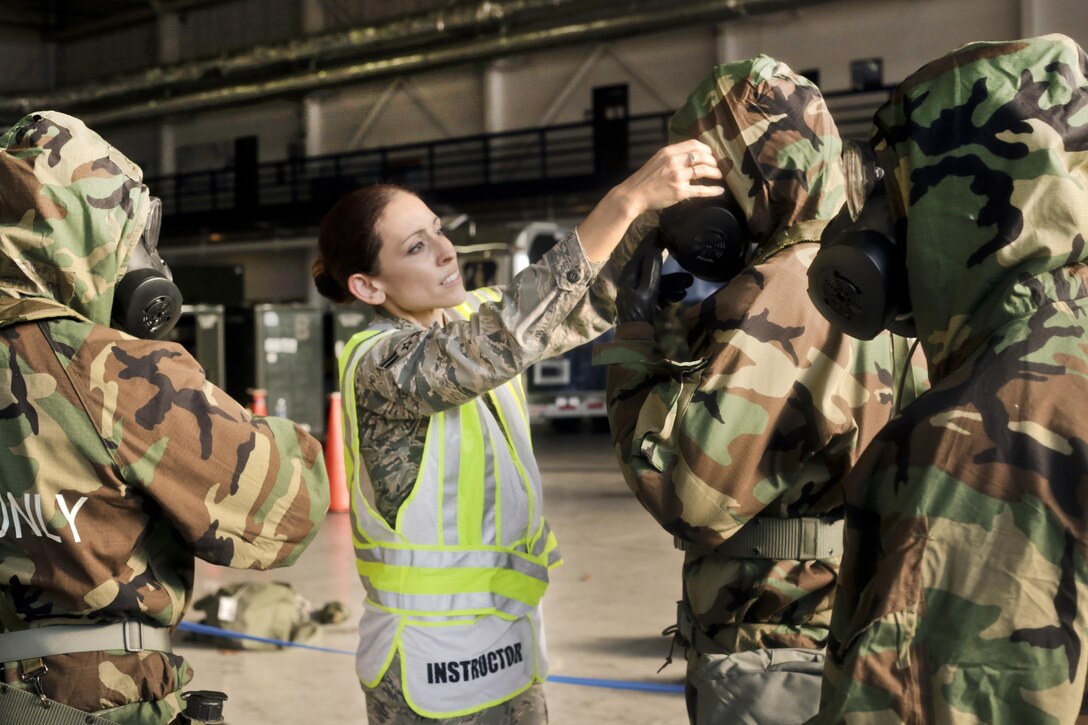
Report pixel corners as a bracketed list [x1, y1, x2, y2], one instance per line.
[190, 581, 345, 651]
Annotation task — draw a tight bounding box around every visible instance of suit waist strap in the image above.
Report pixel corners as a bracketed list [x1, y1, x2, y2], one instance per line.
[675, 516, 844, 560]
[0, 621, 172, 662]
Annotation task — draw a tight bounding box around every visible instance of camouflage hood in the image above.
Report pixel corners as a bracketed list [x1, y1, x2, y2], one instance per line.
[0, 110, 150, 327]
[667, 55, 845, 254]
[872, 34, 1088, 380]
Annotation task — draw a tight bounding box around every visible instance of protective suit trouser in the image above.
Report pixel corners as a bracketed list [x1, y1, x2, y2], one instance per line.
[0, 681, 119, 724]
[685, 647, 824, 725]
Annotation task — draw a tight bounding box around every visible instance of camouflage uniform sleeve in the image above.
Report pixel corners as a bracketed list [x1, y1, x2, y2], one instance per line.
[563, 210, 661, 337]
[75, 332, 329, 570]
[596, 246, 875, 548]
[357, 229, 612, 417]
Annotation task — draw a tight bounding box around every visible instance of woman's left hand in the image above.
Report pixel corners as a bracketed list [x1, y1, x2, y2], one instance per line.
[577, 139, 725, 263]
[614, 139, 725, 218]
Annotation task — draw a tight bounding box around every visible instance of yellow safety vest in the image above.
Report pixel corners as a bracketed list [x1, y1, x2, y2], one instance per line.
[339, 289, 562, 717]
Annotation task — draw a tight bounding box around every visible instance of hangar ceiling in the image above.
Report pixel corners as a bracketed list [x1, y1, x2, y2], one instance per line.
[0, 0, 225, 38]
[0, 0, 836, 124]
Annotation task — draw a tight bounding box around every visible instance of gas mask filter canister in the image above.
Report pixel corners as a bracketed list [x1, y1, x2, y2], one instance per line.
[658, 197, 751, 284]
[112, 195, 183, 339]
[806, 141, 913, 340]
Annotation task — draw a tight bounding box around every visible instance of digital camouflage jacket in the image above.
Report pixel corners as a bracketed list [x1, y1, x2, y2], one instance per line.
[595, 57, 926, 654]
[0, 112, 329, 724]
[818, 34, 1088, 724]
[351, 229, 636, 527]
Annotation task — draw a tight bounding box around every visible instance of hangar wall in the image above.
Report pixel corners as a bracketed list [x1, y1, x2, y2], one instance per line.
[85, 0, 1086, 180]
[2, 0, 1086, 303]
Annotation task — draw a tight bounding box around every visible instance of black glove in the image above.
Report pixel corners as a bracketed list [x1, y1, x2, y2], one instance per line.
[617, 229, 665, 324]
[658, 271, 694, 306]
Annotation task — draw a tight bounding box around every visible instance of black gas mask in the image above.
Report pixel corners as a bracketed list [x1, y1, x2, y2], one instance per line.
[658, 196, 751, 283]
[806, 141, 913, 340]
[111, 195, 183, 339]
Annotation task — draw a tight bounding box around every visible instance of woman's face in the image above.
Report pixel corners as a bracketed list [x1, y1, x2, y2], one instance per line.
[369, 191, 466, 326]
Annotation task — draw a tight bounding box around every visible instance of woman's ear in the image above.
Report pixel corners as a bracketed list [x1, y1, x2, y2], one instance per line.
[348, 273, 385, 305]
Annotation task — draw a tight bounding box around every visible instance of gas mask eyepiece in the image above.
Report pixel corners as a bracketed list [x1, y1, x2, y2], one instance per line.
[658, 197, 750, 283]
[807, 141, 914, 340]
[112, 195, 183, 340]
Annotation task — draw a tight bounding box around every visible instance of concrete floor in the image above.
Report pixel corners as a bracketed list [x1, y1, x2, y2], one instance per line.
[178, 427, 689, 725]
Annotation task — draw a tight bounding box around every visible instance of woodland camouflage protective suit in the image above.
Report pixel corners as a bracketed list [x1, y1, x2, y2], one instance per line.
[817, 34, 1088, 724]
[0, 111, 329, 724]
[595, 57, 925, 723]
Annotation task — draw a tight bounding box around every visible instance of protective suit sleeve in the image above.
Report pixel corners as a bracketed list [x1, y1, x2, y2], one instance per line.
[69, 331, 329, 570]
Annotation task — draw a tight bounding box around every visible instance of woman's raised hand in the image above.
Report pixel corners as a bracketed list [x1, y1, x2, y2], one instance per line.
[616, 139, 725, 218]
[577, 139, 726, 263]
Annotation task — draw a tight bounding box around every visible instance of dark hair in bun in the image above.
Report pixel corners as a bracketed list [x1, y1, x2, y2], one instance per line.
[311, 257, 352, 303]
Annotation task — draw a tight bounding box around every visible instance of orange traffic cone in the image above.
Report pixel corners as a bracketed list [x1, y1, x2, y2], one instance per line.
[325, 392, 350, 513]
[247, 388, 268, 416]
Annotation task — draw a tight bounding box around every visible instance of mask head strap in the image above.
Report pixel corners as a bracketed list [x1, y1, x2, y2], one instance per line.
[112, 195, 183, 339]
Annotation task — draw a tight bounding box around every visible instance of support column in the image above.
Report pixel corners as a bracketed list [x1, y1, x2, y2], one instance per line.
[301, 0, 325, 34]
[158, 12, 180, 64]
[1020, 0, 1082, 37]
[154, 12, 181, 183]
[484, 59, 507, 134]
[303, 95, 324, 156]
[1019, 0, 1041, 36]
[715, 22, 740, 65]
[160, 121, 176, 175]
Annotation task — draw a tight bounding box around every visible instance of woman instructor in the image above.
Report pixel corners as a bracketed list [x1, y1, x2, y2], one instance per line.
[313, 139, 721, 724]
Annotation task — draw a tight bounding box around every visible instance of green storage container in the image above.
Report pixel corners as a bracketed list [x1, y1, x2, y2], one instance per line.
[225, 304, 326, 438]
[330, 304, 375, 361]
[171, 304, 226, 389]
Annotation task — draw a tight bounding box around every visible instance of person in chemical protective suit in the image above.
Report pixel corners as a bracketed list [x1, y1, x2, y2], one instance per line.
[810, 33, 1088, 724]
[0, 111, 329, 724]
[593, 57, 927, 724]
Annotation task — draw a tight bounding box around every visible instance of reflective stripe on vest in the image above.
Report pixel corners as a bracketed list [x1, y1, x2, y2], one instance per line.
[339, 327, 558, 616]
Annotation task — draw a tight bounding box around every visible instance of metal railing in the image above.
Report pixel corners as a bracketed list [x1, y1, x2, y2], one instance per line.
[147, 86, 891, 229]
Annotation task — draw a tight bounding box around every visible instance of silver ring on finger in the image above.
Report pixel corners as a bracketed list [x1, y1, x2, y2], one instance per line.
[687, 151, 697, 167]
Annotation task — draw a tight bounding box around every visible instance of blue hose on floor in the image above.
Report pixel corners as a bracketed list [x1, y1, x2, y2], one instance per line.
[176, 621, 684, 694]
[546, 675, 683, 693]
[179, 621, 356, 655]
